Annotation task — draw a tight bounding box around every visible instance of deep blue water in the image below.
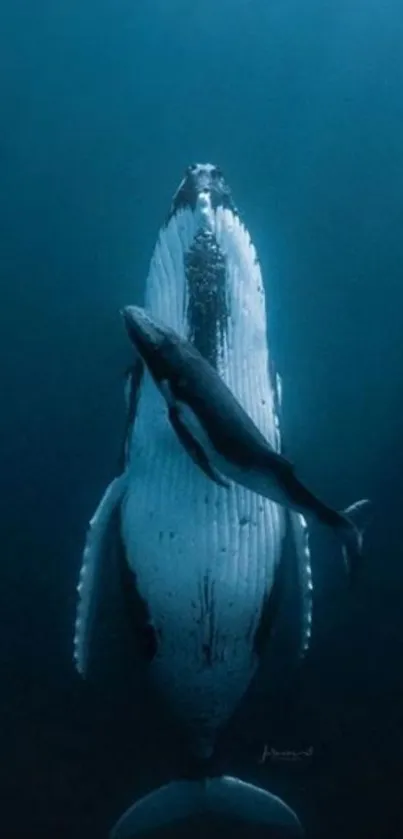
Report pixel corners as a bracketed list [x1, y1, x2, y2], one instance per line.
[1, 1, 403, 837]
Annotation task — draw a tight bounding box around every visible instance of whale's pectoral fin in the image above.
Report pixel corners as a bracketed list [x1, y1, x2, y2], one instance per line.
[74, 473, 130, 678]
[74, 471, 158, 675]
[168, 403, 230, 489]
[288, 511, 314, 660]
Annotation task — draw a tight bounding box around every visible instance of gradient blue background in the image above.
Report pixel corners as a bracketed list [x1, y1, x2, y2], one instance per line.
[1, 1, 402, 836]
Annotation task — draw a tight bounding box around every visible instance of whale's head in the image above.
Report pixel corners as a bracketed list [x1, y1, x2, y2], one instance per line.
[144, 161, 268, 395]
[167, 162, 237, 221]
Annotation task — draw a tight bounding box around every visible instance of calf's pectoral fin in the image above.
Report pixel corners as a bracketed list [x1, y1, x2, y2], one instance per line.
[338, 498, 371, 581]
[169, 404, 230, 489]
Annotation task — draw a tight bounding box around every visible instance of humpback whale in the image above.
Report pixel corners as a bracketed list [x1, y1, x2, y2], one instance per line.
[73, 162, 364, 837]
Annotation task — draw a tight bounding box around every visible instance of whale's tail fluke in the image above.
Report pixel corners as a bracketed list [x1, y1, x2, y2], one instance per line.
[110, 775, 303, 838]
[339, 498, 371, 580]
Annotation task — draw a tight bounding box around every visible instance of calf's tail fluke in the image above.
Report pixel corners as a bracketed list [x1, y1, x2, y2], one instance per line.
[339, 498, 371, 580]
[110, 775, 303, 837]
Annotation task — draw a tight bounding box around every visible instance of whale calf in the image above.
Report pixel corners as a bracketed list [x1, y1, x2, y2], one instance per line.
[72, 162, 358, 837]
[122, 304, 370, 578]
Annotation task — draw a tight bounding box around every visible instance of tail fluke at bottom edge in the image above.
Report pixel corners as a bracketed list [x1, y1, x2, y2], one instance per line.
[110, 775, 303, 838]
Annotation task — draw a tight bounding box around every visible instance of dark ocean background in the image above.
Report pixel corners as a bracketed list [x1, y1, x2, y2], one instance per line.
[1, 1, 403, 837]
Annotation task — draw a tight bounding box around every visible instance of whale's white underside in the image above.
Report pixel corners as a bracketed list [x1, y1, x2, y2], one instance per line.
[74, 194, 313, 757]
[120, 201, 299, 751]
